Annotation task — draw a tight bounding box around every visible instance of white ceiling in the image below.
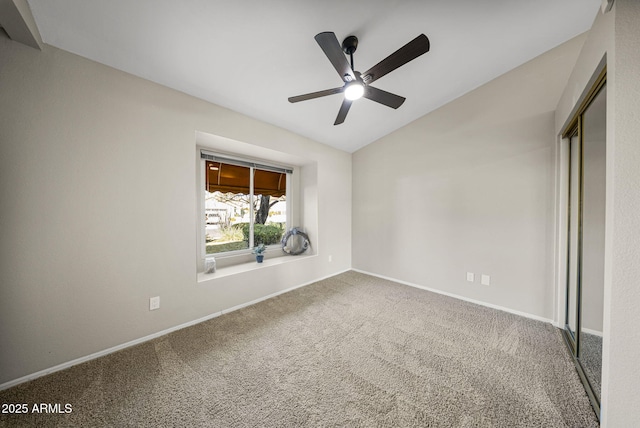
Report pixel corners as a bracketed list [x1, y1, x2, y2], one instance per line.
[26, 0, 600, 153]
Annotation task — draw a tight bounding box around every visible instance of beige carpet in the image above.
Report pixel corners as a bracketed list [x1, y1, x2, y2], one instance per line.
[0, 271, 598, 427]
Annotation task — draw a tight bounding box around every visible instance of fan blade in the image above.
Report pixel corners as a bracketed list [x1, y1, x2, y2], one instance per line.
[361, 34, 430, 85]
[334, 99, 352, 125]
[288, 87, 344, 103]
[364, 86, 405, 109]
[315, 32, 355, 82]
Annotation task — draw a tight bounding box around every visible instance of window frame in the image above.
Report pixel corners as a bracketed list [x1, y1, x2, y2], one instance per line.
[199, 150, 292, 260]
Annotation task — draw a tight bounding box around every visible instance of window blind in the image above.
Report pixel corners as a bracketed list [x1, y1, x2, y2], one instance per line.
[200, 150, 293, 174]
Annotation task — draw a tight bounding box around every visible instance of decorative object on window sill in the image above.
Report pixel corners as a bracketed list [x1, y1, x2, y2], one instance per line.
[204, 256, 216, 274]
[282, 227, 311, 255]
[253, 244, 266, 263]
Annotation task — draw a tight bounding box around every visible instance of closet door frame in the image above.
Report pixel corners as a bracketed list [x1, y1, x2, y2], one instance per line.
[560, 68, 606, 420]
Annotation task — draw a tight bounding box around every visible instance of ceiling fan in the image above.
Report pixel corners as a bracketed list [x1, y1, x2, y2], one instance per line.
[288, 32, 430, 125]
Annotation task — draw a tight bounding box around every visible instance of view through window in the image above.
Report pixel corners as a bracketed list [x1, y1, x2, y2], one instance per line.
[203, 156, 290, 255]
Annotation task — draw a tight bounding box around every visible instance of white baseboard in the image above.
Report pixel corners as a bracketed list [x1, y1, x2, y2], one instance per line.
[582, 327, 603, 337]
[0, 313, 227, 392]
[218, 268, 350, 314]
[0, 268, 350, 392]
[352, 269, 554, 325]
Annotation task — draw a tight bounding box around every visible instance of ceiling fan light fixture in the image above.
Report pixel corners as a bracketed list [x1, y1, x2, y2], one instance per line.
[344, 81, 364, 101]
[288, 32, 430, 124]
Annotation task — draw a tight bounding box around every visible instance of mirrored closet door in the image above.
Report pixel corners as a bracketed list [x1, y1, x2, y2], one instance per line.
[563, 74, 606, 419]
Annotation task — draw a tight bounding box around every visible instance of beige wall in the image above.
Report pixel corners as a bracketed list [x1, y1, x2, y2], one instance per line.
[606, 0, 640, 425]
[0, 34, 351, 385]
[352, 35, 586, 320]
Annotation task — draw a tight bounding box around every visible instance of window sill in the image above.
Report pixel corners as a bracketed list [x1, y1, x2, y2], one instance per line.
[197, 253, 315, 283]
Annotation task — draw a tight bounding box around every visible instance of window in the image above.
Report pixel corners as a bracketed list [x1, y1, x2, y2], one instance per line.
[200, 150, 292, 257]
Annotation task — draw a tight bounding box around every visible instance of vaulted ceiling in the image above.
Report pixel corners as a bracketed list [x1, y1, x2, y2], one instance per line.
[25, 0, 601, 152]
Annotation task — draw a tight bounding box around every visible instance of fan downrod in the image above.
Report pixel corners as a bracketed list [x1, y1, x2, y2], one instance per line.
[342, 35, 358, 72]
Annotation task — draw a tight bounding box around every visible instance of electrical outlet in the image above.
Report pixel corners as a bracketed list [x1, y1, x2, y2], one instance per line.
[150, 296, 160, 311]
[466, 272, 475, 282]
[481, 275, 491, 286]
[328, 255, 332, 262]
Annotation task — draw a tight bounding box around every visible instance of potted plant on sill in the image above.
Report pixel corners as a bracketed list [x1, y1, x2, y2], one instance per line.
[253, 243, 266, 263]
